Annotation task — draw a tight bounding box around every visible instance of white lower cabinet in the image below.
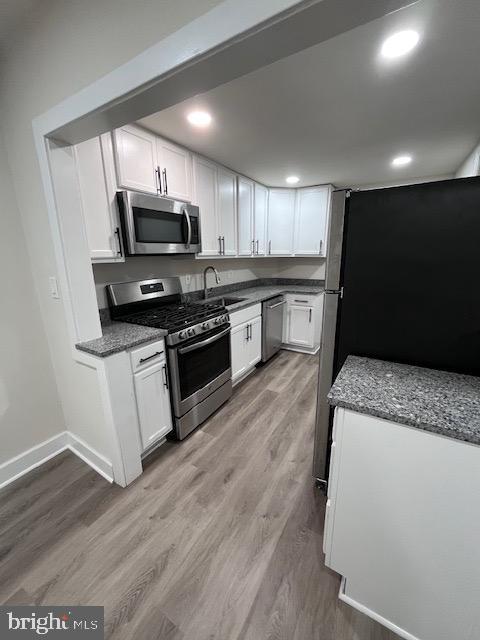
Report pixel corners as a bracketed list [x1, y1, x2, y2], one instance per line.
[230, 304, 262, 385]
[133, 356, 173, 452]
[283, 293, 324, 353]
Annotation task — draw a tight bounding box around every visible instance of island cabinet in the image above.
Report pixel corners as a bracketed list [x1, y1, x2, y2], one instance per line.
[325, 407, 480, 640]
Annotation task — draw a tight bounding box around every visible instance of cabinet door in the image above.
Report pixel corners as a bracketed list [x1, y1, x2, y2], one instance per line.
[230, 321, 250, 383]
[254, 183, 268, 256]
[75, 135, 124, 262]
[237, 176, 254, 256]
[287, 305, 315, 348]
[113, 124, 158, 194]
[217, 167, 237, 256]
[157, 137, 192, 202]
[193, 156, 220, 257]
[134, 360, 173, 451]
[247, 316, 262, 368]
[267, 189, 296, 255]
[294, 186, 331, 256]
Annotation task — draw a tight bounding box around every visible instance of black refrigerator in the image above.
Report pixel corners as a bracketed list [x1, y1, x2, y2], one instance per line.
[313, 176, 480, 484]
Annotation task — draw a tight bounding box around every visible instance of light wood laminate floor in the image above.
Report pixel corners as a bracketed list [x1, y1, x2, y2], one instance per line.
[0, 350, 399, 640]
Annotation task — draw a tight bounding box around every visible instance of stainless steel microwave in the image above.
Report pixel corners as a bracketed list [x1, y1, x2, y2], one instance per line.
[116, 190, 201, 255]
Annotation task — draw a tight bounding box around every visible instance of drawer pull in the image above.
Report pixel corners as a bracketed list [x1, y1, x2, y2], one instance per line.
[138, 351, 163, 364]
[294, 299, 309, 303]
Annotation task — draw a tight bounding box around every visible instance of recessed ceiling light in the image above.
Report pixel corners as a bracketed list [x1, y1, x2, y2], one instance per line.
[381, 30, 420, 59]
[391, 154, 412, 167]
[186, 111, 212, 127]
[286, 175, 300, 184]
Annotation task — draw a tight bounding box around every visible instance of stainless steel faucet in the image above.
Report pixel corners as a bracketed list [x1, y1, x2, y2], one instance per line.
[203, 266, 220, 299]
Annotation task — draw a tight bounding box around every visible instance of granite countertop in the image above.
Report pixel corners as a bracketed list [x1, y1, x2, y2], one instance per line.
[75, 281, 324, 357]
[76, 322, 167, 357]
[328, 356, 480, 445]
[204, 284, 324, 313]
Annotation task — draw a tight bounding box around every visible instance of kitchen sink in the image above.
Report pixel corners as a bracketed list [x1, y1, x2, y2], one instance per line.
[216, 297, 246, 306]
[203, 296, 245, 306]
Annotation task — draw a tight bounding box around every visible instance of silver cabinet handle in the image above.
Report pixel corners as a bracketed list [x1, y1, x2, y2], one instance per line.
[294, 299, 309, 303]
[267, 300, 286, 309]
[178, 327, 230, 354]
[319, 239, 323, 254]
[256, 239, 259, 254]
[162, 364, 169, 389]
[245, 324, 249, 341]
[309, 309, 312, 323]
[248, 323, 252, 340]
[222, 236, 225, 255]
[155, 166, 162, 194]
[251, 240, 255, 255]
[114, 227, 123, 256]
[162, 168, 168, 195]
[268, 240, 272, 255]
[183, 207, 192, 248]
[138, 350, 163, 364]
[218, 236, 222, 255]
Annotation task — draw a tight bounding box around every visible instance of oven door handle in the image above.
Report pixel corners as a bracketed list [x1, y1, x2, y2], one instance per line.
[178, 327, 230, 355]
[182, 206, 192, 248]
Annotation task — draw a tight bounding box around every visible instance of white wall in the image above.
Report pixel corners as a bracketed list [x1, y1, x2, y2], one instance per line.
[0, 131, 64, 464]
[455, 142, 480, 178]
[93, 257, 325, 308]
[0, 0, 224, 467]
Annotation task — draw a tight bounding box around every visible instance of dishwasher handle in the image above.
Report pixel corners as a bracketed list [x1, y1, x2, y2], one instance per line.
[267, 300, 286, 310]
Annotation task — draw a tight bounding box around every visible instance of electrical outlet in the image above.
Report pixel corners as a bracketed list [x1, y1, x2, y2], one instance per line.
[185, 274, 191, 285]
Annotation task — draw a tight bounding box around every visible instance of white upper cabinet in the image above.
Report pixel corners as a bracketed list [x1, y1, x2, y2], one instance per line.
[113, 124, 192, 201]
[267, 188, 296, 256]
[156, 137, 192, 202]
[193, 156, 219, 256]
[294, 186, 332, 256]
[237, 176, 254, 256]
[113, 124, 158, 194]
[253, 183, 268, 256]
[216, 167, 237, 256]
[75, 134, 124, 263]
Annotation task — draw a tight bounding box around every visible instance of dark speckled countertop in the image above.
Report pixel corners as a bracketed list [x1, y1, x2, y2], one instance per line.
[203, 284, 324, 313]
[328, 356, 480, 445]
[75, 279, 324, 358]
[76, 322, 167, 357]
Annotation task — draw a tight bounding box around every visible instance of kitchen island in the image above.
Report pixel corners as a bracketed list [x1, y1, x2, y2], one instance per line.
[324, 356, 480, 640]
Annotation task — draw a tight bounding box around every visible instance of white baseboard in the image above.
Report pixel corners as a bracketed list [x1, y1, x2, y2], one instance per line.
[0, 430, 113, 490]
[66, 432, 114, 483]
[338, 577, 419, 640]
[281, 344, 320, 355]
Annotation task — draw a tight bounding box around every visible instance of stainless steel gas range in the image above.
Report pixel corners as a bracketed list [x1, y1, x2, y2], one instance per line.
[107, 277, 232, 439]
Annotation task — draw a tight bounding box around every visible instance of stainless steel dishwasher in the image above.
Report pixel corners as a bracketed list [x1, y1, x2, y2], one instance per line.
[261, 295, 285, 362]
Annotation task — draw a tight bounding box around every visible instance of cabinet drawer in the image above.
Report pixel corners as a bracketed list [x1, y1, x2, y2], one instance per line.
[230, 303, 262, 328]
[285, 293, 319, 306]
[130, 339, 165, 372]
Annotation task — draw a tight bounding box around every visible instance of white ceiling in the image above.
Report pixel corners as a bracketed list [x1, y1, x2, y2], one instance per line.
[139, 0, 480, 188]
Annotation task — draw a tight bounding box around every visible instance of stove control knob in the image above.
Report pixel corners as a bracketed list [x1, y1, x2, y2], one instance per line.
[179, 330, 186, 340]
[188, 328, 195, 337]
[213, 317, 220, 325]
[202, 322, 210, 330]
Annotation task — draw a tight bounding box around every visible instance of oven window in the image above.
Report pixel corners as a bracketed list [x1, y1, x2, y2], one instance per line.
[133, 207, 185, 244]
[177, 330, 230, 400]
